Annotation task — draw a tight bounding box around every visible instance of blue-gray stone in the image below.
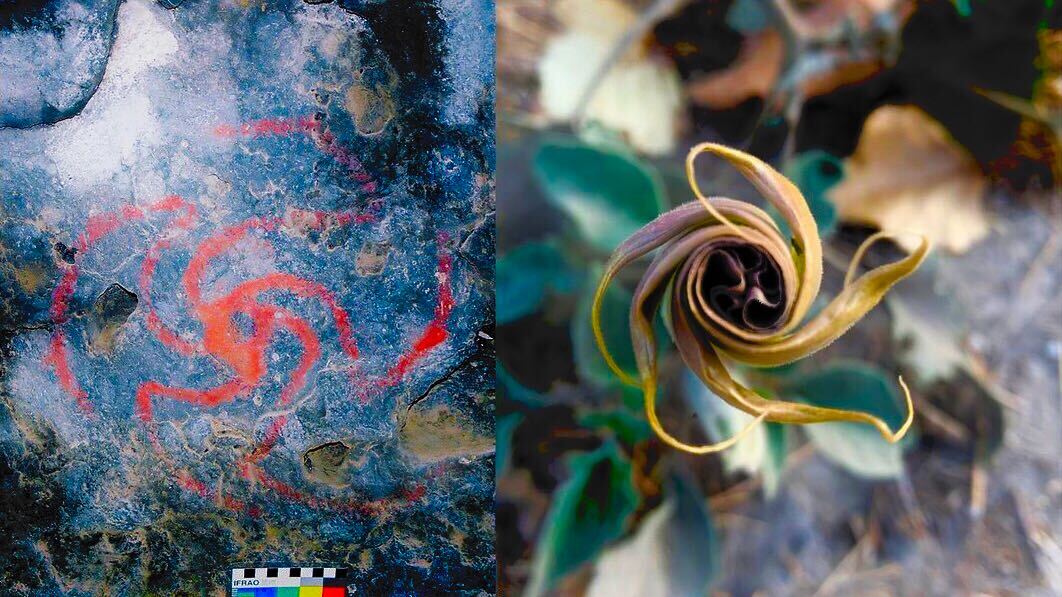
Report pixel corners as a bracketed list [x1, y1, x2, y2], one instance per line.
[0, 0, 122, 128]
[0, 0, 495, 593]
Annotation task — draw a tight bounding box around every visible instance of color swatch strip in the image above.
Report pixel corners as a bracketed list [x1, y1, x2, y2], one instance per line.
[231, 567, 350, 596]
[234, 588, 346, 597]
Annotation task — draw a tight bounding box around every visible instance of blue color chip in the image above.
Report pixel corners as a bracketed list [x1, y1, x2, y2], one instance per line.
[234, 589, 277, 597]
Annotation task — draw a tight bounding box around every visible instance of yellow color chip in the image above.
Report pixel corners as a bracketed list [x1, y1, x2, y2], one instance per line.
[299, 588, 323, 597]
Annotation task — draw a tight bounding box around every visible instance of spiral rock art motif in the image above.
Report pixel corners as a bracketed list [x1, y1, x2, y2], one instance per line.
[44, 171, 454, 515]
[0, 0, 494, 592]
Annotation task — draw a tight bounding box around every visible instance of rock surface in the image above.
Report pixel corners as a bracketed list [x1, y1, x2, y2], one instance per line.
[0, 0, 495, 593]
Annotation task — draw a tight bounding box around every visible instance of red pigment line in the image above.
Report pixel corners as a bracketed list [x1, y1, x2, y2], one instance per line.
[45, 197, 194, 412]
[226, 272, 359, 360]
[213, 116, 316, 139]
[47, 264, 79, 324]
[401, 484, 427, 501]
[251, 467, 426, 516]
[181, 216, 280, 307]
[232, 304, 328, 471]
[242, 415, 289, 468]
[179, 215, 364, 383]
[229, 304, 330, 480]
[139, 199, 203, 357]
[43, 325, 90, 412]
[234, 235, 458, 508]
[305, 123, 378, 194]
[213, 115, 380, 195]
[376, 237, 455, 390]
[176, 469, 257, 515]
[284, 207, 377, 230]
[274, 310, 322, 405]
[164, 207, 371, 374]
[143, 210, 374, 509]
[140, 241, 201, 357]
[84, 209, 142, 247]
[136, 379, 248, 424]
[135, 379, 249, 513]
[166, 215, 367, 388]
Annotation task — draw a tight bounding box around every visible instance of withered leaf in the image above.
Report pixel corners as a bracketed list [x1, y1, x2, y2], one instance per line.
[829, 105, 990, 254]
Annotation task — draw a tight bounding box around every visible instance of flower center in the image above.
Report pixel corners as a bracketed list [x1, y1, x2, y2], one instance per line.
[698, 243, 785, 331]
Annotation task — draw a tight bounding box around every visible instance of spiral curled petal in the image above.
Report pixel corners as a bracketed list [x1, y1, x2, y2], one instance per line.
[592, 143, 929, 454]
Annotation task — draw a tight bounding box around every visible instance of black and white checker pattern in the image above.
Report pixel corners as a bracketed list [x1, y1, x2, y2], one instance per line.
[231, 567, 351, 589]
[235, 567, 348, 580]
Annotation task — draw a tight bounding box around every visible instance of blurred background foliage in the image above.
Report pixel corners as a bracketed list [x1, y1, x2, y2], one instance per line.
[497, 0, 1059, 595]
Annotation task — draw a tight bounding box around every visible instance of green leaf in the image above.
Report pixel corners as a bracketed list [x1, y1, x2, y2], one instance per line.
[533, 138, 666, 253]
[726, 0, 770, 34]
[527, 441, 640, 596]
[620, 386, 645, 412]
[497, 363, 541, 406]
[587, 474, 717, 596]
[762, 422, 788, 497]
[782, 361, 913, 480]
[579, 410, 651, 445]
[576, 121, 631, 152]
[754, 361, 802, 378]
[684, 371, 778, 486]
[496, 413, 522, 477]
[496, 241, 576, 325]
[888, 296, 965, 385]
[572, 267, 638, 388]
[776, 150, 841, 237]
[657, 161, 693, 210]
[661, 474, 719, 590]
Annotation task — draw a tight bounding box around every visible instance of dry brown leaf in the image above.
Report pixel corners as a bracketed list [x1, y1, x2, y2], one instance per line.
[829, 105, 991, 254]
[689, 30, 783, 109]
[688, 29, 883, 110]
[688, 0, 910, 109]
